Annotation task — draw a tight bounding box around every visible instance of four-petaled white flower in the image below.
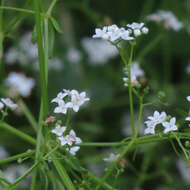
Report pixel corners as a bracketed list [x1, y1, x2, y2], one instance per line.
[58, 129, 82, 146]
[53, 100, 69, 114]
[51, 92, 66, 103]
[67, 146, 80, 155]
[51, 89, 90, 115]
[144, 111, 167, 135]
[1, 98, 18, 110]
[162, 117, 177, 133]
[67, 91, 90, 112]
[103, 153, 120, 163]
[51, 124, 66, 136]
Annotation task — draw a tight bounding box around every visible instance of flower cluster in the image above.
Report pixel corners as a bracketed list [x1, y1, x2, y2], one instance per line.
[147, 10, 183, 31]
[0, 98, 18, 111]
[51, 89, 90, 114]
[5, 72, 35, 98]
[185, 96, 190, 122]
[144, 111, 177, 134]
[92, 23, 148, 42]
[123, 61, 145, 87]
[51, 124, 82, 155]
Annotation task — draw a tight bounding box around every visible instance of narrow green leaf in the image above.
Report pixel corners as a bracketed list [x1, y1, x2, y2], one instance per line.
[52, 156, 76, 190]
[50, 17, 63, 34]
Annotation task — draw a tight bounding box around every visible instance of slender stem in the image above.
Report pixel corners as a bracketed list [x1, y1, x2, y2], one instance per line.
[34, 0, 48, 118]
[47, 0, 58, 15]
[79, 132, 190, 147]
[135, 97, 144, 137]
[127, 44, 135, 136]
[30, 123, 43, 190]
[0, 150, 34, 165]
[173, 132, 189, 159]
[0, 6, 35, 14]
[0, 121, 36, 145]
[6, 162, 39, 190]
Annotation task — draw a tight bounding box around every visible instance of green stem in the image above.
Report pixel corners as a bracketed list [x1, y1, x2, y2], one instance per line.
[34, 0, 48, 118]
[135, 97, 144, 137]
[80, 132, 190, 147]
[173, 132, 189, 159]
[0, 6, 35, 14]
[6, 162, 39, 190]
[30, 123, 43, 190]
[0, 121, 36, 145]
[0, 150, 34, 165]
[47, 0, 58, 15]
[127, 44, 135, 136]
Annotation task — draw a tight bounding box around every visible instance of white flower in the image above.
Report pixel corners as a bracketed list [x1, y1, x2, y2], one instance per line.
[93, 26, 109, 40]
[52, 89, 90, 114]
[81, 37, 118, 64]
[5, 72, 35, 97]
[187, 96, 190, 102]
[147, 10, 183, 31]
[51, 92, 67, 103]
[1, 98, 18, 110]
[0, 102, 4, 110]
[127, 22, 145, 30]
[103, 153, 120, 162]
[144, 127, 155, 135]
[53, 100, 69, 114]
[58, 129, 82, 155]
[59, 129, 82, 146]
[68, 91, 90, 112]
[142, 27, 149, 34]
[145, 111, 167, 127]
[144, 111, 167, 134]
[126, 22, 149, 37]
[51, 124, 66, 136]
[162, 117, 178, 133]
[120, 29, 134, 40]
[92, 24, 134, 42]
[68, 146, 80, 155]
